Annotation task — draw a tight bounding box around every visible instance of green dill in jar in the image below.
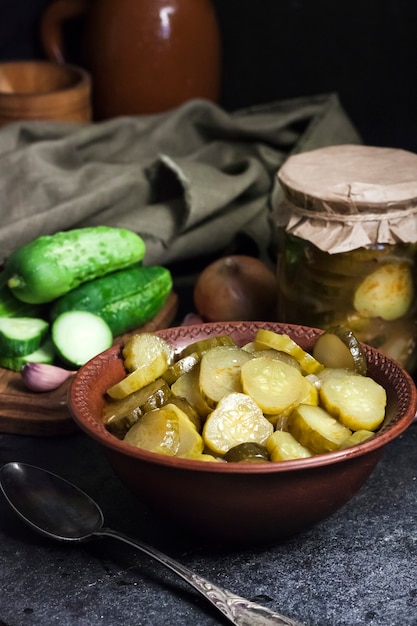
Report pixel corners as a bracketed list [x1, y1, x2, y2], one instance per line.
[275, 144, 417, 372]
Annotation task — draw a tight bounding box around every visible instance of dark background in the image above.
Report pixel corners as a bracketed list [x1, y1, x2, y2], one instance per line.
[0, 0, 416, 152]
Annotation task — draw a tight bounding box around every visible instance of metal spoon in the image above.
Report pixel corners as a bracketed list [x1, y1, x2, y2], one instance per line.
[0, 461, 302, 626]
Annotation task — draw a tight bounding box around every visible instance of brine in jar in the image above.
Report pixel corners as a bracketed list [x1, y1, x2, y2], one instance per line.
[275, 144, 417, 373]
[277, 233, 417, 372]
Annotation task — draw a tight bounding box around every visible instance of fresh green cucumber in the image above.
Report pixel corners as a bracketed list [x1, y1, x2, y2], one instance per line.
[0, 339, 55, 371]
[51, 311, 113, 367]
[4, 226, 146, 304]
[50, 265, 172, 337]
[0, 279, 43, 318]
[0, 317, 49, 357]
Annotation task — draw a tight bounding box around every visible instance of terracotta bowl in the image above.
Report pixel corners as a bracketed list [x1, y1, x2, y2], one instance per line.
[69, 321, 417, 545]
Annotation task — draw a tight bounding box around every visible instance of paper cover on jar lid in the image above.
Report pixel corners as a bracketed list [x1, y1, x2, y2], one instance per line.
[276, 144, 417, 253]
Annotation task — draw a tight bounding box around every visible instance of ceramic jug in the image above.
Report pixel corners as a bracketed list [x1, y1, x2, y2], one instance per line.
[40, 0, 221, 120]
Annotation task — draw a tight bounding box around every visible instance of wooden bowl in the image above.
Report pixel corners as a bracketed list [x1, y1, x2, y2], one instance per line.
[69, 321, 417, 545]
[0, 60, 91, 124]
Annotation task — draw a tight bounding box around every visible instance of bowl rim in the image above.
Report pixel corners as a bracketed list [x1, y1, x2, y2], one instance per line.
[69, 321, 417, 475]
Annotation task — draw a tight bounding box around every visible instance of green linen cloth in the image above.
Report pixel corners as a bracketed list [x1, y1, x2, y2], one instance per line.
[0, 93, 361, 268]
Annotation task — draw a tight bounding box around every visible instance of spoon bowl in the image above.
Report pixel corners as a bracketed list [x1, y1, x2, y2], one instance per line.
[0, 461, 103, 541]
[0, 461, 301, 626]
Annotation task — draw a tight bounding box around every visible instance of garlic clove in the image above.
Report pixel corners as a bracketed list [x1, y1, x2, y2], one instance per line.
[21, 362, 75, 392]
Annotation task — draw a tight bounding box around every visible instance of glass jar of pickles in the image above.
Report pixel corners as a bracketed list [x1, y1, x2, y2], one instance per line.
[275, 144, 417, 372]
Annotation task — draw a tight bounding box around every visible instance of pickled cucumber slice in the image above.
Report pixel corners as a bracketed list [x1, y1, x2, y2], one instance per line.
[340, 429, 375, 449]
[266, 430, 313, 461]
[254, 329, 324, 375]
[106, 350, 169, 399]
[171, 366, 211, 418]
[312, 326, 367, 375]
[180, 335, 236, 358]
[103, 377, 171, 434]
[124, 406, 180, 455]
[298, 375, 320, 406]
[203, 392, 273, 455]
[162, 403, 204, 458]
[266, 412, 290, 430]
[199, 345, 253, 408]
[268, 375, 320, 425]
[124, 403, 204, 457]
[161, 352, 200, 385]
[288, 404, 352, 454]
[319, 374, 387, 431]
[316, 367, 362, 384]
[179, 453, 221, 462]
[241, 341, 257, 353]
[122, 332, 174, 372]
[104, 411, 140, 439]
[224, 442, 270, 463]
[353, 262, 414, 321]
[139, 380, 173, 413]
[241, 356, 305, 414]
[249, 348, 301, 370]
[167, 395, 202, 432]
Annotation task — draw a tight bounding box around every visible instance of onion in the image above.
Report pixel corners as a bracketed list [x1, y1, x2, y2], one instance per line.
[21, 362, 75, 392]
[193, 255, 278, 322]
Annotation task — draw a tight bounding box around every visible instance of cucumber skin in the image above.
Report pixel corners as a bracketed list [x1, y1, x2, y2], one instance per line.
[0, 317, 50, 357]
[0, 339, 55, 371]
[0, 280, 43, 318]
[50, 265, 173, 337]
[4, 226, 146, 304]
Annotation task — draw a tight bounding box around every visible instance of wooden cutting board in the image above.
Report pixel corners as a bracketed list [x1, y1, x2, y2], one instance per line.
[0, 292, 178, 437]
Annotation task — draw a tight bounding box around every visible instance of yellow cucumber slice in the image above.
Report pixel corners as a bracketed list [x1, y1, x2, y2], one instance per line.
[241, 356, 305, 414]
[180, 335, 236, 358]
[162, 403, 204, 458]
[199, 345, 253, 408]
[312, 326, 367, 375]
[266, 430, 313, 461]
[103, 378, 172, 434]
[340, 429, 375, 449]
[254, 329, 324, 375]
[122, 332, 174, 372]
[106, 351, 169, 399]
[166, 395, 203, 432]
[288, 404, 352, 454]
[203, 392, 273, 456]
[171, 366, 212, 419]
[353, 262, 414, 321]
[319, 374, 387, 431]
[124, 406, 180, 455]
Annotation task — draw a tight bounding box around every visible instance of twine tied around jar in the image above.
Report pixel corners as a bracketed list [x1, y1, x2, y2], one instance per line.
[276, 144, 417, 253]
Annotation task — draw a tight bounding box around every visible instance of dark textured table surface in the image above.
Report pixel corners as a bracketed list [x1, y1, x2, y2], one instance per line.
[0, 422, 416, 626]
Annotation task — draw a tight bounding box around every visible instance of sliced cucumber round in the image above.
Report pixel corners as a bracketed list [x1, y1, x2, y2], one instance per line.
[0, 317, 49, 357]
[312, 325, 367, 375]
[288, 404, 352, 454]
[52, 311, 113, 367]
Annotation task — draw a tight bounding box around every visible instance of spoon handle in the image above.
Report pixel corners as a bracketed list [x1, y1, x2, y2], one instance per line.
[97, 527, 303, 626]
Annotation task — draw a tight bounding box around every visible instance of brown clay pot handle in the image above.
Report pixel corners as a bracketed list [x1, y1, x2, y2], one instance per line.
[40, 0, 88, 64]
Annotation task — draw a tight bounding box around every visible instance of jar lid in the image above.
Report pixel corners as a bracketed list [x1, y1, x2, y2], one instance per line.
[276, 144, 417, 253]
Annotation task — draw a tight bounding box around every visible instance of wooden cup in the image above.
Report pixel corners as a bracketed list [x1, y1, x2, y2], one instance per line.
[0, 60, 92, 125]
